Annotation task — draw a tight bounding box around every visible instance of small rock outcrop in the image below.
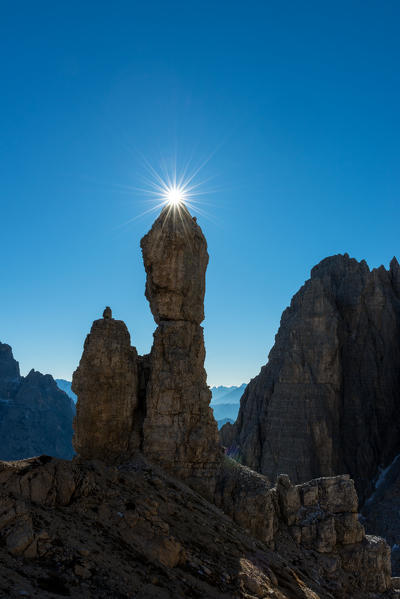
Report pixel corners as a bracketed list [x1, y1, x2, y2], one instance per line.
[103, 306, 112, 319]
[221, 254, 400, 502]
[0, 342, 74, 461]
[72, 317, 141, 461]
[141, 205, 221, 498]
[215, 459, 392, 594]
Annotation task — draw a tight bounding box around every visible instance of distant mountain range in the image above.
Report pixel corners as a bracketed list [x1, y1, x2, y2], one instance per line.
[0, 342, 74, 460]
[210, 384, 246, 405]
[216, 417, 234, 428]
[56, 379, 247, 430]
[210, 384, 246, 428]
[55, 378, 77, 403]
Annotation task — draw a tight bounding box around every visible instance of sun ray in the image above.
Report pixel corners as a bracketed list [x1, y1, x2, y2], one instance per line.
[116, 146, 225, 232]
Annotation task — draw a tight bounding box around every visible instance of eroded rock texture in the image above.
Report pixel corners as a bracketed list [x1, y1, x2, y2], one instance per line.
[141, 206, 221, 498]
[0, 456, 393, 598]
[140, 207, 208, 324]
[72, 317, 141, 461]
[0, 343, 74, 461]
[215, 460, 392, 595]
[221, 254, 400, 501]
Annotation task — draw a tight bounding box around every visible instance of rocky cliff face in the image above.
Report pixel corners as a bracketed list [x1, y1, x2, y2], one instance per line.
[141, 206, 221, 498]
[221, 254, 400, 502]
[0, 342, 74, 461]
[0, 343, 20, 398]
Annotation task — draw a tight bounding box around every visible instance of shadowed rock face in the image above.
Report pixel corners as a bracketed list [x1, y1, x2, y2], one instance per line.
[0, 343, 74, 461]
[141, 206, 222, 498]
[0, 343, 20, 398]
[221, 254, 400, 502]
[72, 318, 141, 461]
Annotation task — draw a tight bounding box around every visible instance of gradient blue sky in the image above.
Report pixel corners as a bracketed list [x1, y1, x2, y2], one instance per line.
[1, 1, 399, 386]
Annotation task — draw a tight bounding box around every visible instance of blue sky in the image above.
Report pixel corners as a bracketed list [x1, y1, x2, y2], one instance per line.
[1, 1, 399, 386]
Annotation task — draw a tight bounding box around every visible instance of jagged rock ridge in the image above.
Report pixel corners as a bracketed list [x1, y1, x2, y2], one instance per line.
[0, 342, 74, 461]
[221, 253, 400, 502]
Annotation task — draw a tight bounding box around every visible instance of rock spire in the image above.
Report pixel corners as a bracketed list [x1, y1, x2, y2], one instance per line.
[141, 205, 221, 498]
[72, 314, 141, 461]
[72, 204, 221, 497]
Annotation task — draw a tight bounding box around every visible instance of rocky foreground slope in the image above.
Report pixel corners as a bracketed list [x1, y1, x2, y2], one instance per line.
[0, 455, 395, 599]
[0, 343, 74, 461]
[221, 254, 400, 502]
[0, 207, 397, 597]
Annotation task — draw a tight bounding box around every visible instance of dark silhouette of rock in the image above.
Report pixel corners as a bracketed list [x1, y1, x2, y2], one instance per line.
[72, 314, 141, 461]
[55, 378, 76, 403]
[221, 254, 400, 502]
[0, 343, 74, 461]
[103, 306, 112, 319]
[362, 454, 400, 575]
[0, 343, 20, 398]
[141, 205, 222, 498]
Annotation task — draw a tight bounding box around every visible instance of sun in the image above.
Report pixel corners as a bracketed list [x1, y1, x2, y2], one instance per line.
[126, 155, 215, 223]
[166, 185, 185, 206]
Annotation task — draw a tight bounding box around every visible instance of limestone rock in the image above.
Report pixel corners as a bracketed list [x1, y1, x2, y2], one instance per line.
[142, 321, 221, 497]
[6, 518, 34, 556]
[214, 460, 389, 594]
[140, 204, 208, 324]
[0, 456, 393, 598]
[67, 219, 394, 596]
[341, 535, 392, 594]
[140, 206, 222, 498]
[214, 457, 277, 545]
[0, 343, 74, 461]
[280, 474, 365, 551]
[72, 315, 141, 461]
[221, 253, 400, 501]
[71, 206, 221, 497]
